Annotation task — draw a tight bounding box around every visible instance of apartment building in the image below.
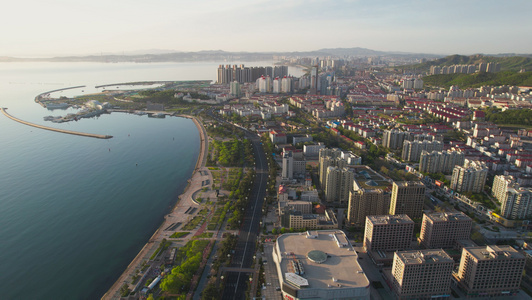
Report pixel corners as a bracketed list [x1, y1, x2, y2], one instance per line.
[450, 160, 488, 193]
[454, 245, 525, 297]
[493, 175, 532, 220]
[348, 188, 391, 226]
[325, 166, 354, 204]
[364, 215, 414, 252]
[402, 140, 443, 162]
[390, 249, 454, 299]
[419, 212, 472, 249]
[389, 181, 426, 220]
[419, 149, 465, 174]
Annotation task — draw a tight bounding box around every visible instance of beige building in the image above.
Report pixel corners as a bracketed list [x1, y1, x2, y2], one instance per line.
[454, 245, 525, 297]
[287, 209, 338, 230]
[401, 140, 443, 162]
[419, 212, 472, 249]
[450, 160, 488, 193]
[325, 166, 354, 204]
[492, 175, 532, 220]
[390, 249, 454, 299]
[348, 188, 390, 226]
[419, 149, 465, 175]
[273, 230, 370, 300]
[364, 215, 414, 252]
[389, 181, 426, 220]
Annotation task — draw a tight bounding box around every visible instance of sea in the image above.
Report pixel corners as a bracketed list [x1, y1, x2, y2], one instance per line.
[0, 61, 304, 300]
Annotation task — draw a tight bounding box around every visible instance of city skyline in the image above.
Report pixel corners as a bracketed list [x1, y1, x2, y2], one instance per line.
[3, 0, 532, 57]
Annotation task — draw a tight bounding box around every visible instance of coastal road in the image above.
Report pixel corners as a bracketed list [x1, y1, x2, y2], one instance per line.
[221, 131, 268, 300]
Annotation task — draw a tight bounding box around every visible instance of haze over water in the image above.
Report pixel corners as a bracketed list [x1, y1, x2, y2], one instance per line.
[0, 61, 303, 299]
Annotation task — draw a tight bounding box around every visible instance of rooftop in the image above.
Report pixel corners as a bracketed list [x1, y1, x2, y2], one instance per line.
[425, 212, 472, 223]
[367, 214, 414, 225]
[276, 230, 369, 290]
[465, 245, 525, 261]
[396, 249, 453, 265]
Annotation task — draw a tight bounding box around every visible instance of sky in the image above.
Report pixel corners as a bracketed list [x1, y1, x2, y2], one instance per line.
[2, 0, 531, 57]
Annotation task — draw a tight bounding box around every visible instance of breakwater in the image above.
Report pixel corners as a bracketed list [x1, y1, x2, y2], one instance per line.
[1, 107, 113, 139]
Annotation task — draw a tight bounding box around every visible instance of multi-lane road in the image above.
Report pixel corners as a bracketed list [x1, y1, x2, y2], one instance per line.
[205, 109, 270, 299]
[221, 131, 268, 299]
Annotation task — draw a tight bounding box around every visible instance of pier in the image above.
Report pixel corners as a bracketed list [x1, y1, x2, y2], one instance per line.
[1, 108, 113, 139]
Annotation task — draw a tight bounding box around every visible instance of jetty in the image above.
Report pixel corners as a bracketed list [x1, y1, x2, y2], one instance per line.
[1, 108, 112, 139]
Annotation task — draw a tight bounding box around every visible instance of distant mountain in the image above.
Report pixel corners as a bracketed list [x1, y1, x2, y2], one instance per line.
[403, 54, 532, 72]
[0, 47, 444, 63]
[2, 49, 529, 65]
[423, 71, 532, 89]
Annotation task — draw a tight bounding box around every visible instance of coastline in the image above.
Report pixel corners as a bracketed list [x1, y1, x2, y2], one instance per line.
[102, 114, 209, 299]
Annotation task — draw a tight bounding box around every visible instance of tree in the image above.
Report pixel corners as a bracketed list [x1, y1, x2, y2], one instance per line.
[120, 284, 130, 297]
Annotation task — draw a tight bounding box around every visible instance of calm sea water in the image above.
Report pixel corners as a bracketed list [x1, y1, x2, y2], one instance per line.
[0, 61, 304, 299]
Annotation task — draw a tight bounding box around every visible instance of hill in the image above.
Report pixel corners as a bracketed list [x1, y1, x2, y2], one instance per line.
[423, 71, 532, 89]
[404, 54, 532, 72]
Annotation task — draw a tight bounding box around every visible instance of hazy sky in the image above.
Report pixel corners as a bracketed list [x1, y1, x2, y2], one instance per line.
[2, 0, 531, 57]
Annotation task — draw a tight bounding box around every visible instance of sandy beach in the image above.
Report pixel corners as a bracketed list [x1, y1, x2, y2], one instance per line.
[102, 115, 210, 299]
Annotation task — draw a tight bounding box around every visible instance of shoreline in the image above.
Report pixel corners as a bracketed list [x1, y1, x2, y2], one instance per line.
[102, 114, 209, 299]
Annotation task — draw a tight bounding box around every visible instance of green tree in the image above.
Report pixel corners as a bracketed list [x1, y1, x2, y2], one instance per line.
[120, 284, 130, 297]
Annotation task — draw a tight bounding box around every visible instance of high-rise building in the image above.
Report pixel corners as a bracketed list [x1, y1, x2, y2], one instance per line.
[454, 246, 525, 297]
[272, 77, 281, 94]
[402, 140, 443, 162]
[217, 64, 233, 84]
[310, 66, 318, 94]
[258, 75, 272, 93]
[382, 130, 407, 150]
[229, 81, 241, 97]
[281, 76, 292, 93]
[282, 151, 294, 180]
[318, 148, 360, 188]
[402, 78, 414, 89]
[325, 167, 354, 205]
[419, 150, 465, 174]
[450, 160, 488, 193]
[389, 181, 426, 220]
[493, 175, 532, 219]
[364, 214, 414, 252]
[419, 212, 472, 249]
[273, 65, 288, 78]
[348, 189, 390, 226]
[390, 249, 454, 299]
[413, 78, 423, 89]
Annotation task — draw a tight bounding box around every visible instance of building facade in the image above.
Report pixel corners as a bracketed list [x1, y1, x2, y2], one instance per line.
[364, 215, 414, 252]
[325, 166, 354, 204]
[390, 250, 453, 299]
[402, 140, 443, 162]
[450, 161, 488, 193]
[419, 212, 472, 249]
[493, 175, 532, 220]
[454, 246, 525, 297]
[389, 181, 426, 220]
[419, 150, 465, 175]
[348, 188, 391, 226]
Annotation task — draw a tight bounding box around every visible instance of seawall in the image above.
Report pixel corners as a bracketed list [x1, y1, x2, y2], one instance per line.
[1, 108, 113, 139]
